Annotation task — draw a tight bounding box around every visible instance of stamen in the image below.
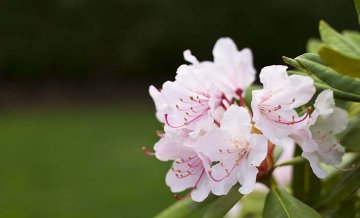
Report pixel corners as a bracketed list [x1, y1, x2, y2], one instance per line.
[235, 89, 245, 106]
[174, 169, 205, 200]
[214, 119, 220, 127]
[142, 146, 155, 156]
[165, 113, 207, 128]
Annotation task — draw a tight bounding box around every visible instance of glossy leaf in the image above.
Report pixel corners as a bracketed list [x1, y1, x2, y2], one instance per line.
[295, 53, 360, 95]
[314, 81, 360, 102]
[343, 30, 360, 45]
[340, 115, 360, 152]
[155, 195, 216, 218]
[317, 167, 360, 208]
[319, 20, 360, 57]
[291, 147, 321, 207]
[306, 38, 322, 53]
[263, 187, 322, 218]
[318, 44, 360, 79]
[204, 186, 243, 218]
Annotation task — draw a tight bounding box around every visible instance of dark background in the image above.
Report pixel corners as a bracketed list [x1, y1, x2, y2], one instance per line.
[0, 1, 358, 217]
[0, 0, 358, 106]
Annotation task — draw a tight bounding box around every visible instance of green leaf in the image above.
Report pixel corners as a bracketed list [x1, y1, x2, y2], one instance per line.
[318, 44, 360, 79]
[333, 195, 360, 218]
[319, 20, 360, 57]
[295, 53, 360, 95]
[285, 60, 360, 102]
[355, 0, 360, 26]
[306, 38, 322, 53]
[314, 81, 360, 102]
[204, 186, 243, 218]
[154, 195, 217, 218]
[291, 147, 321, 207]
[340, 115, 360, 152]
[263, 187, 322, 218]
[343, 30, 360, 45]
[238, 192, 266, 218]
[316, 166, 360, 208]
[282, 56, 307, 72]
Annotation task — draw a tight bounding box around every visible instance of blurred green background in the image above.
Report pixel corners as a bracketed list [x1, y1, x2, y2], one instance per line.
[0, 0, 358, 217]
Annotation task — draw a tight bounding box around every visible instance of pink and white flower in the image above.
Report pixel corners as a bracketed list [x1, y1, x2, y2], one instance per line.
[185, 38, 256, 102]
[153, 130, 212, 202]
[251, 65, 315, 146]
[292, 90, 348, 178]
[196, 105, 268, 195]
[211, 38, 256, 101]
[159, 64, 224, 131]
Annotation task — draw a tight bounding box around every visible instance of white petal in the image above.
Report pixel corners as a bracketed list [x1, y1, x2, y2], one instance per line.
[221, 105, 251, 140]
[195, 129, 228, 161]
[291, 128, 318, 152]
[149, 85, 168, 122]
[154, 135, 194, 161]
[247, 134, 268, 166]
[207, 163, 238, 196]
[317, 136, 345, 165]
[302, 152, 327, 178]
[165, 167, 198, 193]
[212, 37, 255, 96]
[314, 89, 335, 118]
[286, 74, 315, 108]
[183, 50, 199, 65]
[191, 174, 211, 202]
[212, 37, 239, 69]
[259, 65, 288, 90]
[237, 163, 258, 194]
[311, 107, 348, 135]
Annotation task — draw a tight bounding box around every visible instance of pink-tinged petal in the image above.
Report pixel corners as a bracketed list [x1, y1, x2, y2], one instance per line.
[212, 37, 239, 70]
[165, 167, 199, 193]
[183, 50, 199, 65]
[302, 152, 327, 178]
[149, 85, 168, 123]
[221, 105, 251, 140]
[235, 48, 256, 90]
[211, 37, 255, 98]
[253, 115, 300, 146]
[316, 136, 344, 165]
[247, 134, 268, 166]
[191, 174, 211, 202]
[237, 163, 258, 194]
[291, 128, 318, 152]
[195, 129, 229, 161]
[154, 136, 194, 161]
[312, 108, 348, 135]
[207, 162, 238, 196]
[313, 89, 335, 119]
[259, 65, 288, 90]
[286, 74, 315, 108]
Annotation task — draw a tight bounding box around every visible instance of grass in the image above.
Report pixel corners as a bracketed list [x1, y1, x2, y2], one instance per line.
[0, 105, 176, 218]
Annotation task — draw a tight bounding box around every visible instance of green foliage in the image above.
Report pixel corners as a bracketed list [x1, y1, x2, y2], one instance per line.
[291, 147, 321, 207]
[204, 186, 243, 218]
[263, 188, 322, 218]
[355, 0, 360, 26]
[156, 2, 360, 218]
[318, 44, 360, 79]
[155, 195, 217, 218]
[317, 167, 360, 209]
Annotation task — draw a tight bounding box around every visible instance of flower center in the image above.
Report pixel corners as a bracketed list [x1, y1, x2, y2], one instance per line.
[208, 138, 250, 182]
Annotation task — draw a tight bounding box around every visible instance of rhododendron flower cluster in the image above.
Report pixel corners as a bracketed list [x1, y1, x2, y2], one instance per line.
[145, 37, 348, 202]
